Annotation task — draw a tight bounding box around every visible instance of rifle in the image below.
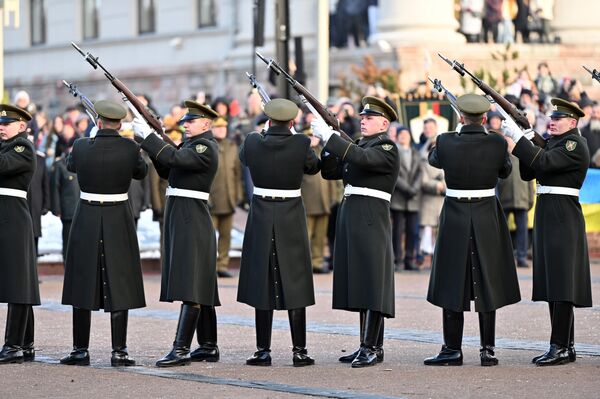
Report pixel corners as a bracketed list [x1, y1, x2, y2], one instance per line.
[255, 51, 353, 142]
[246, 72, 271, 107]
[62, 80, 98, 125]
[583, 66, 600, 84]
[71, 42, 176, 147]
[438, 53, 546, 148]
[428, 76, 461, 120]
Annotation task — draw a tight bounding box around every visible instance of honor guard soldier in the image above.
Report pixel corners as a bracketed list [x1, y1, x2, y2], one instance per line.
[60, 100, 148, 367]
[424, 94, 521, 367]
[504, 98, 592, 366]
[0, 105, 39, 364]
[136, 100, 221, 367]
[312, 96, 399, 368]
[237, 99, 320, 367]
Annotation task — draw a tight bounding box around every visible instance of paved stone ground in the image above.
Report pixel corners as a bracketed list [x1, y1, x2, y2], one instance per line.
[1, 262, 599, 399]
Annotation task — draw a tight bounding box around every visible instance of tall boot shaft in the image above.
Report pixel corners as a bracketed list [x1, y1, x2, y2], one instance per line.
[443, 309, 464, 350]
[110, 310, 128, 351]
[196, 305, 217, 346]
[4, 304, 28, 347]
[359, 310, 366, 343]
[288, 308, 306, 349]
[377, 319, 384, 348]
[73, 308, 91, 349]
[362, 310, 383, 348]
[23, 307, 34, 348]
[550, 302, 573, 348]
[255, 309, 273, 351]
[174, 304, 200, 349]
[478, 311, 496, 348]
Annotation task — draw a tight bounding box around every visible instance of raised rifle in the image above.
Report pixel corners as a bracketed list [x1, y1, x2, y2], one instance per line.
[438, 53, 546, 148]
[255, 51, 353, 142]
[246, 72, 271, 107]
[62, 80, 98, 125]
[428, 76, 461, 120]
[583, 66, 600, 84]
[70, 42, 176, 147]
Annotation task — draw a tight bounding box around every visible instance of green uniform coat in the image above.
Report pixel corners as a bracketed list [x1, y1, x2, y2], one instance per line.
[0, 132, 40, 305]
[513, 129, 592, 307]
[142, 132, 220, 306]
[321, 132, 399, 318]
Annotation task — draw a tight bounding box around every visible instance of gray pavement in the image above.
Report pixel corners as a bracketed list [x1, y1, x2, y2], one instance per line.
[1, 262, 599, 399]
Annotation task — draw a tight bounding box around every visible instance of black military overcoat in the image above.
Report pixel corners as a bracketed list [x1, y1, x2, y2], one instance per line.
[321, 132, 399, 318]
[513, 129, 592, 307]
[427, 125, 521, 312]
[237, 126, 320, 310]
[0, 132, 40, 305]
[142, 132, 220, 306]
[62, 129, 147, 311]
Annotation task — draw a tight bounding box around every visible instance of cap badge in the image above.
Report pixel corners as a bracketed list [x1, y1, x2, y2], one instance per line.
[364, 104, 371, 110]
[0, 111, 6, 117]
[565, 140, 577, 151]
[14, 145, 25, 153]
[196, 144, 207, 153]
[552, 105, 558, 111]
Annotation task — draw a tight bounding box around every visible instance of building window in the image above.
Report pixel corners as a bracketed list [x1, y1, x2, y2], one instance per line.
[138, 0, 155, 34]
[30, 0, 46, 45]
[198, 0, 216, 28]
[83, 0, 101, 40]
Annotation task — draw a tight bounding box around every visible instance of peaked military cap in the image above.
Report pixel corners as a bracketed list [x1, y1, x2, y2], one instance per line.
[264, 99, 299, 122]
[179, 100, 220, 123]
[550, 97, 585, 119]
[456, 94, 491, 116]
[94, 100, 127, 121]
[213, 116, 228, 128]
[359, 96, 398, 122]
[0, 104, 32, 123]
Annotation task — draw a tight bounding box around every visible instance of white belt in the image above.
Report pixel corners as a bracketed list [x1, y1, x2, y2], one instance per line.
[344, 185, 391, 202]
[445, 188, 496, 198]
[166, 186, 210, 200]
[253, 186, 301, 198]
[0, 188, 27, 199]
[80, 191, 128, 202]
[537, 184, 580, 197]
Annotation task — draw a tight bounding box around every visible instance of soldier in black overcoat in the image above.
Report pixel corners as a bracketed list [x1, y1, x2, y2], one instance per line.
[505, 98, 592, 366]
[423, 94, 521, 367]
[312, 96, 399, 368]
[0, 104, 39, 364]
[136, 100, 221, 367]
[237, 99, 320, 367]
[60, 101, 148, 367]
[50, 149, 80, 262]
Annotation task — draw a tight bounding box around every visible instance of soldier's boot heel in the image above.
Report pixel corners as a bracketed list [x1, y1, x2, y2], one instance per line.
[156, 304, 200, 368]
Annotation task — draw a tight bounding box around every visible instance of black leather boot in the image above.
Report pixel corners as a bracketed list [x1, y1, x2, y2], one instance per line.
[351, 310, 383, 368]
[21, 306, 35, 362]
[339, 310, 365, 363]
[424, 309, 463, 366]
[288, 308, 314, 367]
[246, 309, 272, 366]
[532, 302, 554, 364]
[478, 311, 498, 366]
[568, 313, 576, 362]
[190, 305, 219, 362]
[0, 304, 28, 364]
[156, 303, 200, 367]
[60, 308, 91, 366]
[110, 310, 135, 367]
[536, 302, 572, 367]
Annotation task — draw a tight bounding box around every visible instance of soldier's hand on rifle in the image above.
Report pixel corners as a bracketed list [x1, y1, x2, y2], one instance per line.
[132, 117, 156, 139]
[311, 119, 339, 143]
[500, 120, 524, 142]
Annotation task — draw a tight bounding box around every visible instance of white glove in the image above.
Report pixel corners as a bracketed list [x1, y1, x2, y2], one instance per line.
[501, 120, 524, 142]
[132, 117, 156, 139]
[89, 125, 99, 138]
[310, 118, 339, 143]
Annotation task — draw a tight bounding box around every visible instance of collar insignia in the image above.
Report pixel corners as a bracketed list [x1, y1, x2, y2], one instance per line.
[382, 144, 393, 151]
[196, 144, 207, 153]
[14, 145, 25, 153]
